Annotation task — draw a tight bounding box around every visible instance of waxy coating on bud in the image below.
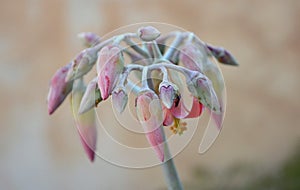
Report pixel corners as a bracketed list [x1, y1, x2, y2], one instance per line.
[97, 45, 124, 100]
[78, 77, 102, 115]
[136, 90, 164, 161]
[179, 43, 207, 72]
[112, 87, 128, 113]
[206, 44, 238, 66]
[187, 74, 220, 113]
[78, 32, 101, 47]
[65, 49, 96, 82]
[159, 81, 179, 109]
[47, 63, 73, 115]
[137, 26, 161, 42]
[71, 79, 97, 162]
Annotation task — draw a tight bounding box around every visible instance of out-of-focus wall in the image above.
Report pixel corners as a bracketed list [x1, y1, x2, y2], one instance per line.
[0, 0, 299, 189]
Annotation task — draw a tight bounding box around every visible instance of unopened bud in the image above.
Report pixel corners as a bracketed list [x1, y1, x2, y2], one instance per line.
[112, 87, 128, 113]
[137, 26, 161, 42]
[187, 73, 220, 113]
[78, 32, 100, 47]
[206, 44, 238, 66]
[47, 63, 73, 115]
[65, 48, 96, 82]
[159, 81, 179, 109]
[78, 77, 102, 114]
[97, 45, 124, 100]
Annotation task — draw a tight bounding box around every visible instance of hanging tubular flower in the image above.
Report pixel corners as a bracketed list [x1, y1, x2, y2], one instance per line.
[47, 25, 237, 163]
[47, 63, 73, 115]
[71, 79, 97, 162]
[136, 90, 164, 162]
[97, 45, 124, 100]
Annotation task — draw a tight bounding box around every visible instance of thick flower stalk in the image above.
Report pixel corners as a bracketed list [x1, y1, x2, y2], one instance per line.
[47, 25, 237, 189]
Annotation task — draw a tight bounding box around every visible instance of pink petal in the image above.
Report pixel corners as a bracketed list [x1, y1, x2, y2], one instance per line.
[162, 106, 174, 126]
[170, 97, 203, 119]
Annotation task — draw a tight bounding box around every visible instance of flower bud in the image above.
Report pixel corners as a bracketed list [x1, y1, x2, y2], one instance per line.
[65, 48, 96, 82]
[159, 81, 179, 109]
[136, 90, 164, 161]
[78, 32, 100, 47]
[97, 45, 124, 100]
[187, 73, 220, 113]
[47, 63, 73, 115]
[71, 79, 97, 162]
[206, 44, 238, 66]
[78, 77, 102, 114]
[179, 42, 207, 72]
[137, 26, 161, 41]
[112, 87, 128, 113]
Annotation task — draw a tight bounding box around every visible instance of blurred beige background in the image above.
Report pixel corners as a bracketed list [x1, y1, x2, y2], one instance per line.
[0, 0, 299, 189]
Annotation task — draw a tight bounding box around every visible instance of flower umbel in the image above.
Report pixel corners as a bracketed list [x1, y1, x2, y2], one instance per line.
[47, 25, 237, 164]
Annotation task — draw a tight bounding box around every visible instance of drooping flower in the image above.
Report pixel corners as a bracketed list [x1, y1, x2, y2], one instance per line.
[47, 63, 73, 115]
[97, 45, 124, 100]
[71, 79, 97, 162]
[136, 90, 164, 161]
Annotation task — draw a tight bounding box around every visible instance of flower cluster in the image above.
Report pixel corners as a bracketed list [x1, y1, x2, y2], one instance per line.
[47, 26, 238, 162]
